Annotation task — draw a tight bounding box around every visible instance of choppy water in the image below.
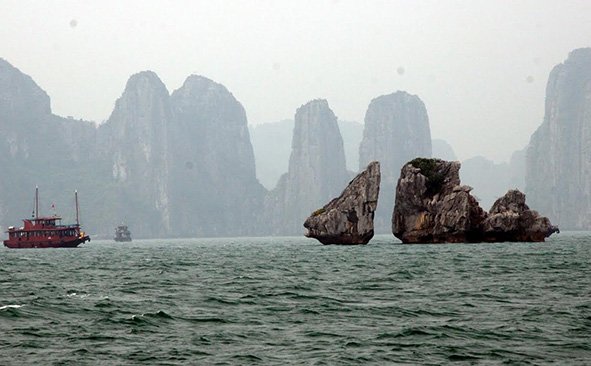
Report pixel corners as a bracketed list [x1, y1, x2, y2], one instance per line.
[1, 233, 590, 365]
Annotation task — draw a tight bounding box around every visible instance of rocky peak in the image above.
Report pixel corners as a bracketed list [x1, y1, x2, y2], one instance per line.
[168, 74, 264, 237]
[289, 99, 348, 193]
[359, 91, 432, 232]
[265, 99, 348, 235]
[0, 58, 50, 122]
[98, 70, 173, 236]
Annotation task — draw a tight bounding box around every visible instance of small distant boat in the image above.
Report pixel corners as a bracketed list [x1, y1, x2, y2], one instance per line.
[114, 225, 132, 242]
[3, 187, 90, 249]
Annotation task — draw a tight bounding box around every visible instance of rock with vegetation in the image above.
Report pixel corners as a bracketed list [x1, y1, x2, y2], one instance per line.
[304, 161, 380, 245]
[393, 158, 558, 243]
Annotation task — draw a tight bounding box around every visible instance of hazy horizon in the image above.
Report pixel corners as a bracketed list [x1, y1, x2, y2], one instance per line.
[2, 0, 591, 162]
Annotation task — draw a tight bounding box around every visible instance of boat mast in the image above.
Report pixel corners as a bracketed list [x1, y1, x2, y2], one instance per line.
[75, 190, 79, 226]
[35, 186, 39, 219]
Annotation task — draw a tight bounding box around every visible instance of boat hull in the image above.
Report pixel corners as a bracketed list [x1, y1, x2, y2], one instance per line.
[3, 236, 90, 249]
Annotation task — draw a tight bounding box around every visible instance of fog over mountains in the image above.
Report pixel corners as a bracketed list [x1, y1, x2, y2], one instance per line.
[0, 48, 590, 237]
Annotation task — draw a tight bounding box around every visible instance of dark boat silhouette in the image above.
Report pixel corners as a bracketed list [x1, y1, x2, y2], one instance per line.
[114, 225, 132, 242]
[3, 187, 90, 249]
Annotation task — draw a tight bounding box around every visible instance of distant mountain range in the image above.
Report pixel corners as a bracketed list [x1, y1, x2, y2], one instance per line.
[1, 48, 588, 238]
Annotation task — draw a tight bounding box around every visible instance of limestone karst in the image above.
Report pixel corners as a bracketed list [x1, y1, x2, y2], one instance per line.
[304, 161, 380, 245]
[264, 99, 349, 235]
[393, 158, 558, 243]
[526, 48, 591, 229]
[359, 91, 432, 233]
[169, 75, 265, 237]
[0, 58, 266, 238]
[98, 71, 173, 237]
[0, 58, 97, 230]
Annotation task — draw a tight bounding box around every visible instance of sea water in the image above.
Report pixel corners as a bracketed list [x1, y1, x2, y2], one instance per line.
[1, 234, 590, 365]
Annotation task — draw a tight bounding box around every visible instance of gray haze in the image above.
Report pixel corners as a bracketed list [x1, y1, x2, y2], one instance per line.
[2, 1, 591, 162]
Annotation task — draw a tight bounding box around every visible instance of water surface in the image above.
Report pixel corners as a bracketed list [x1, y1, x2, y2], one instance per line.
[1, 234, 590, 364]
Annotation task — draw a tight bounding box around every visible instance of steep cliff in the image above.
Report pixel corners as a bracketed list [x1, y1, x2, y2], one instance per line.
[265, 99, 348, 235]
[169, 75, 265, 237]
[98, 71, 173, 237]
[359, 91, 432, 232]
[250, 119, 362, 190]
[526, 48, 591, 229]
[0, 59, 97, 232]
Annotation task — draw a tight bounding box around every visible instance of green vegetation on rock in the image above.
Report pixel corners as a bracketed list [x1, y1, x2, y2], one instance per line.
[409, 157, 444, 196]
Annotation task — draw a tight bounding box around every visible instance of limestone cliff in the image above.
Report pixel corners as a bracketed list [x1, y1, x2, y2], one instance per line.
[359, 91, 432, 232]
[169, 75, 265, 237]
[98, 71, 173, 236]
[0, 59, 97, 232]
[304, 161, 380, 245]
[526, 48, 591, 229]
[265, 99, 348, 235]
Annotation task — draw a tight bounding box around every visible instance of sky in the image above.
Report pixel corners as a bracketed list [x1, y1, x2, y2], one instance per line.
[1, 0, 590, 162]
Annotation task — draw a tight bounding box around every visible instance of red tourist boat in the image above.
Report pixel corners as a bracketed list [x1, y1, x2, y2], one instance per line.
[3, 187, 90, 249]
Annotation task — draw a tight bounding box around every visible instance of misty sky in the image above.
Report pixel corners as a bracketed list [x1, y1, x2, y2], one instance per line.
[1, 0, 590, 162]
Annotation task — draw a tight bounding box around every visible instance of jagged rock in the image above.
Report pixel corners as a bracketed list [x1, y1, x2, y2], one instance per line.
[359, 91, 432, 233]
[482, 190, 559, 242]
[526, 48, 591, 229]
[393, 158, 558, 243]
[304, 161, 380, 245]
[264, 99, 349, 235]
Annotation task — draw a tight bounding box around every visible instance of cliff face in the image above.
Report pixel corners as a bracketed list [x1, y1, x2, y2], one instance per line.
[169, 75, 265, 237]
[0, 59, 97, 231]
[265, 99, 349, 235]
[359, 91, 432, 232]
[0, 58, 267, 238]
[98, 71, 173, 237]
[526, 48, 591, 229]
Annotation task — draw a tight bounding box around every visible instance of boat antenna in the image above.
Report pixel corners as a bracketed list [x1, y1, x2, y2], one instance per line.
[35, 186, 39, 219]
[75, 190, 80, 226]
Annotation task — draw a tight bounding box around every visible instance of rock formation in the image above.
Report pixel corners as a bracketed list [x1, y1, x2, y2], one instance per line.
[359, 91, 432, 233]
[526, 48, 591, 229]
[0, 58, 97, 231]
[304, 161, 380, 245]
[98, 71, 173, 237]
[265, 99, 349, 235]
[393, 158, 558, 243]
[169, 75, 265, 237]
[0, 58, 268, 238]
[250, 119, 362, 190]
[482, 190, 559, 242]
